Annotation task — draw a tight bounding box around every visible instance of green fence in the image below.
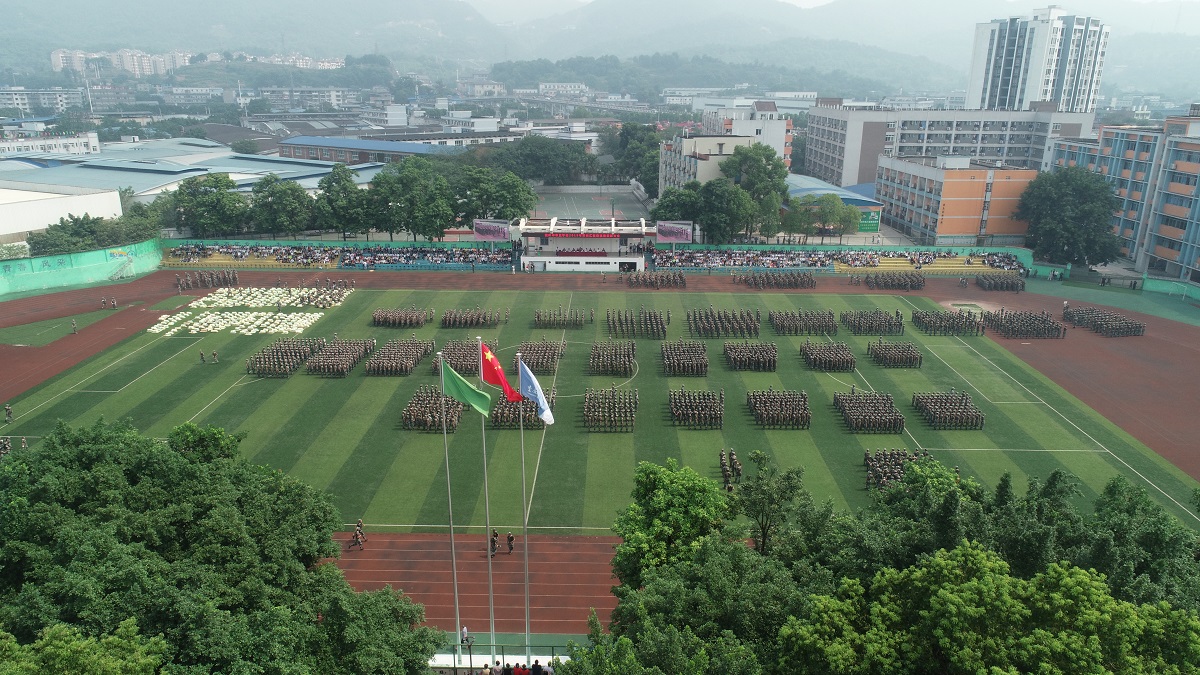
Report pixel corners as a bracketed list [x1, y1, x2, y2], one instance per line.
[168, 239, 497, 250]
[0, 239, 162, 297]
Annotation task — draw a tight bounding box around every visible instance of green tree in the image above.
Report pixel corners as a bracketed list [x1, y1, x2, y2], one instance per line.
[779, 196, 815, 244]
[230, 139, 259, 154]
[170, 173, 248, 238]
[26, 214, 105, 256]
[314, 164, 368, 239]
[0, 619, 167, 675]
[649, 181, 702, 223]
[554, 611, 648, 675]
[0, 419, 443, 673]
[487, 135, 591, 185]
[450, 165, 536, 225]
[249, 174, 312, 238]
[734, 450, 805, 557]
[369, 158, 456, 242]
[1015, 166, 1122, 265]
[777, 542, 1200, 674]
[697, 178, 757, 245]
[611, 459, 731, 589]
[718, 144, 788, 238]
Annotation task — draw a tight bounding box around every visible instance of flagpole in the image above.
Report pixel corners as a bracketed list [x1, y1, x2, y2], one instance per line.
[477, 335, 496, 655]
[438, 352, 463, 663]
[517, 351, 531, 664]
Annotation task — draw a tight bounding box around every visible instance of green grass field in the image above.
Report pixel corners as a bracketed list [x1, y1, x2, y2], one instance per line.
[0, 309, 121, 346]
[7, 288, 1199, 533]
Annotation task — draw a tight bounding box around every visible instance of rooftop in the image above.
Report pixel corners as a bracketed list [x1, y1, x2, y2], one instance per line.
[786, 174, 882, 208]
[279, 136, 466, 155]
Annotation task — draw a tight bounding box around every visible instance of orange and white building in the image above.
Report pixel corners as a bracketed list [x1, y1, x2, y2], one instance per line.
[1051, 106, 1200, 282]
[875, 155, 1038, 246]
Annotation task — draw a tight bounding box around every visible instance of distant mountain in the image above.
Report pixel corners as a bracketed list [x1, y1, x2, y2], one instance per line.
[461, 0, 589, 25]
[1103, 32, 1200, 99]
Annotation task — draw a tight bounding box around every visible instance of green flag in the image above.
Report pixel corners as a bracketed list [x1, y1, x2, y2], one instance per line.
[442, 361, 491, 416]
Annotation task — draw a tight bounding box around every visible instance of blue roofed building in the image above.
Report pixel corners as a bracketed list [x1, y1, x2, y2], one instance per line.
[786, 174, 883, 233]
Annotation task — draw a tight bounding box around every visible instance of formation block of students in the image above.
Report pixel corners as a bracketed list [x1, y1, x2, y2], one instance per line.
[662, 339, 708, 377]
[305, 338, 375, 377]
[723, 341, 778, 371]
[669, 386, 724, 430]
[867, 339, 923, 368]
[441, 306, 506, 328]
[431, 340, 480, 375]
[841, 309, 905, 336]
[364, 337, 435, 376]
[912, 391, 985, 430]
[372, 306, 433, 328]
[1063, 306, 1146, 337]
[513, 338, 564, 375]
[490, 394, 557, 430]
[401, 384, 464, 432]
[801, 340, 856, 372]
[983, 308, 1066, 339]
[583, 386, 638, 432]
[835, 391, 905, 434]
[769, 309, 838, 336]
[735, 270, 817, 289]
[746, 389, 811, 429]
[606, 308, 667, 340]
[246, 337, 324, 378]
[588, 340, 636, 376]
[975, 272, 1025, 292]
[911, 309, 984, 336]
[686, 306, 760, 339]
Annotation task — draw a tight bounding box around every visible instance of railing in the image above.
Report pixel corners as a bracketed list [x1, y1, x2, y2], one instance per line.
[431, 641, 571, 673]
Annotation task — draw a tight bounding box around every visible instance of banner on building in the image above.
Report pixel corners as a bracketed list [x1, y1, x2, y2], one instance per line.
[858, 210, 881, 233]
[472, 219, 512, 242]
[655, 221, 693, 244]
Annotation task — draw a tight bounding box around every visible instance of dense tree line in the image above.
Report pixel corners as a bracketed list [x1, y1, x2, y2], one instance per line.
[0, 420, 443, 673]
[26, 189, 164, 256]
[649, 143, 859, 245]
[560, 455, 1200, 673]
[1016, 166, 1123, 266]
[490, 54, 886, 104]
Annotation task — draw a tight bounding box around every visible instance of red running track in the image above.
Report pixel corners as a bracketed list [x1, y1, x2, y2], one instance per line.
[334, 533, 619, 635]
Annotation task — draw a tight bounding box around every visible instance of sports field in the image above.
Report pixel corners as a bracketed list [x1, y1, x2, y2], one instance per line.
[7, 287, 1200, 533]
[532, 189, 650, 220]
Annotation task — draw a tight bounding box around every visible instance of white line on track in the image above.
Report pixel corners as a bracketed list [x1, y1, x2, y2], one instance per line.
[188, 374, 249, 422]
[925, 447, 1103, 453]
[342, 523, 614, 531]
[526, 292, 571, 516]
[952, 335, 1200, 523]
[12, 335, 199, 422]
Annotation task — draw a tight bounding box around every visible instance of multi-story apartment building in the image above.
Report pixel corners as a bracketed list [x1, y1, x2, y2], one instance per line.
[0, 131, 100, 156]
[259, 87, 361, 110]
[658, 135, 755, 192]
[0, 87, 84, 115]
[162, 87, 225, 106]
[1050, 107, 1200, 281]
[966, 7, 1109, 113]
[875, 155, 1038, 246]
[85, 85, 138, 112]
[805, 103, 1092, 187]
[701, 101, 794, 169]
[537, 83, 588, 97]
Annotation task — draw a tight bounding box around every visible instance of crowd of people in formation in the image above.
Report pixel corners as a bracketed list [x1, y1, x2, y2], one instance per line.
[912, 391, 985, 430]
[514, 337, 564, 375]
[975, 272, 1025, 292]
[292, 284, 353, 309]
[835, 391, 905, 434]
[769, 309, 838, 336]
[305, 338, 375, 377]
[533, 306, 590, 329]
[1063, 305, 1147, 337]
[747, 389, 811, 429]
[589, 340, 636, 376]
[583, 386, 639, 432]
[441, 307, 507, 329]
[490, 394, 557, 430]
[246, 337, 325, 377]
[669, 386, 724, 430]
[651, 248, 887, 269]
[340, 246, 511, 268]
[867, 339, 923, 368]
[372, 306, 433, 328]
[719, 449, 742, 492]
[175, 269, 238, 292]
[364, 337, 435, 376]
[661, 339, 708, 377]
[863, 271, 926, 290]
[401, 385, 464, 432]
[865, 449, 934, 490]
[723, 341, 778, 371]
[431, 340, 479, 375]
[801, 340, 856, 372]
[982, 307, 1066, 339]
[606, 308, 668, 339]
[911, 309, 985, 336]
[686, 307, 760, 339]
[620, 270, 686, 288]
[0, 436, 13, 458]
[840, 309, 905, 336]
[734, 270, 817, 289]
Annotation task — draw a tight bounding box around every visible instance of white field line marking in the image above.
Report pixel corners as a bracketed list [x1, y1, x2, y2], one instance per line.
[526, 292, 571, 517]
[925, 447, 1103, 453]
[13, 335, 198, 421]
[34, 323, 63, 336]
[187, 374, 249, 423]
[558, 359, 639, 398]
[923, 346, 1036, 405]
[821, 333, 924, 450]
[106, 338, 204, 394]
[953, 336, 1200, 523]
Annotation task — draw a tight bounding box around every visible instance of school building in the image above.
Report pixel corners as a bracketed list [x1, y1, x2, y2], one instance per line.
[874, 155, 1039, 247]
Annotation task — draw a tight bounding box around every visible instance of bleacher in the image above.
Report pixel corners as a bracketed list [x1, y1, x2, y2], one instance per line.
[833, 256, 983, 276]
[160, 253, 320, 269]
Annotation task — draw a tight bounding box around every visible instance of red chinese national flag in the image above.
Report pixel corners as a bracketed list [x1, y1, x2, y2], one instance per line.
[481, 342, 522, 402]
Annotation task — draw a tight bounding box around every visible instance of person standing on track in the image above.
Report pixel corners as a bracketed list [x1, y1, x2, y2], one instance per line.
[212, 350, 218, 364]
[507, 532, 515, 554]
[71, 320, 78, 334]
[4, 404, 11, 424]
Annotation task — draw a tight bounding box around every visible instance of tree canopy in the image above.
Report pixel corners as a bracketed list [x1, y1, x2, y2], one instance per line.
[0, 419, 443, 673]
[1015, 166, 1123, 265]
[170, 173, 248, 238]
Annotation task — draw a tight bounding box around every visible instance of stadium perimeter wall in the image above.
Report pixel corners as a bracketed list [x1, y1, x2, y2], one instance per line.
[0, 239, 161, 296]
